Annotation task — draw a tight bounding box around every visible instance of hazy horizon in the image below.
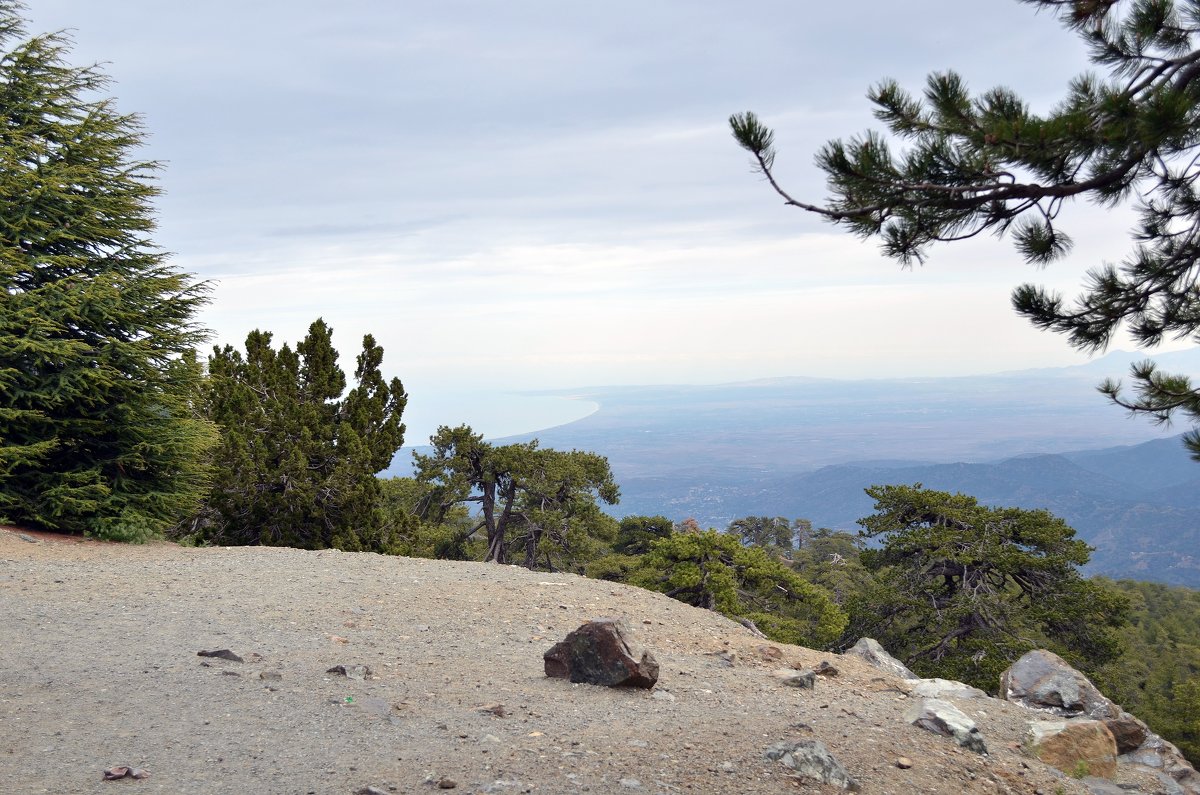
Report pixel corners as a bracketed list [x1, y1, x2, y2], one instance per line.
[23, 1, 1200, 401]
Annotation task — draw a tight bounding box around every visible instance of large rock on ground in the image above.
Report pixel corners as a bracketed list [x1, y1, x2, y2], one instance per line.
[764, 739, 859, 791]
[843, 638, 918, 680]
[1001, 650, 1200, 794]
[910, 678, 987, 700]
[1000, 650, 1114, 718]
[904, 698, 988, 754]
[1025, 719, 1118, 779]
[543, 618, 659, 688]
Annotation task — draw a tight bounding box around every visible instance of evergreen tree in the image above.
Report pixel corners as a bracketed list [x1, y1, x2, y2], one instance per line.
[629, 528, 848, 647]
[851, 485, 1129, 689]
[0, 3, 215, 539]
[731, 0, 1200, 455]
[413, 425, 619, 568]
[192, 320, 407, 551]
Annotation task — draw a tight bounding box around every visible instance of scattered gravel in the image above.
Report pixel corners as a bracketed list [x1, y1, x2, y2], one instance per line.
[0, 526, 1145, 794]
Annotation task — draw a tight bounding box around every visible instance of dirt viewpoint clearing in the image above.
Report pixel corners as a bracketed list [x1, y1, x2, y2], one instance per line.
[0, 527, 1111, 794]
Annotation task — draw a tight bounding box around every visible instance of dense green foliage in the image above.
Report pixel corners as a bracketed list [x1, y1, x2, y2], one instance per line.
[1092, 579, 1200, 764]
[0, 4, 215, 540]
[732, 0, 1200, 456]
[188, 320, 407, 552]
[627, 527, 847, 647]
[412, 425, 619, 569]
[851, 485, 1128, 688]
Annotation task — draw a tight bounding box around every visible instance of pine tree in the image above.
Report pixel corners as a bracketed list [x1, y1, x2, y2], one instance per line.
[850, 485, 1129, 689]
[731, 0, 1200, 456]
[0, 2, 215, 539]
[193, 320, 407, 552]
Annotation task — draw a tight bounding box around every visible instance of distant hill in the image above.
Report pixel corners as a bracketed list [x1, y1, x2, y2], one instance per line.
[384, 349, 1200, 586]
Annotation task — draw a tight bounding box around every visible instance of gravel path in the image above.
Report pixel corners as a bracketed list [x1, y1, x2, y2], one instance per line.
[0, 527, 1137, 794]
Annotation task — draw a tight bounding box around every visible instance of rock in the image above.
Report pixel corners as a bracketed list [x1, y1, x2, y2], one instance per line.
[102, 766, 150, 780]
[782, 670, 817, 689]
[476, 702, 507, 717]
[756, 645, 783, 660]
[258, 671, 283, 681]
[844, 637, 918, 680]
[815, 660, 839, 677]
[543, 618, 659, 688]
[765, 739, 859, 791]
[1079, 778, 1128, 795]
[326, 664, 371, 680]
[354, 787, 389, 795]
[895, 757, 913, 769]
[910, 678, 987, 700]
[1002, 649, 1200, 793]
[651, 690, 675, 702]
[437, 779, 457, 789]
[1104, 716, 1148, 755]
[1024, 719, 1118, 779]
[197, 649, 243, 663]
[904, 698, 988, 754]
[16, 533, 37, 543]
[618, 778, 642, 789]
[1000, 650, 1114, 718]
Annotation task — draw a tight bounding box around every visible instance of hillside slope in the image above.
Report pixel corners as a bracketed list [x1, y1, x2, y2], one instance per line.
[0, 527, 1179, 794]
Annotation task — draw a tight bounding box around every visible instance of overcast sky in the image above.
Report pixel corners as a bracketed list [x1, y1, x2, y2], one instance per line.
[23, 1, 1193, 423]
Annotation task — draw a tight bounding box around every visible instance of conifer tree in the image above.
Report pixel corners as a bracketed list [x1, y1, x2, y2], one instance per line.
[193, 320, 407, 551]
[0, 2, 215, 539]
[732, 0, 1200, 455]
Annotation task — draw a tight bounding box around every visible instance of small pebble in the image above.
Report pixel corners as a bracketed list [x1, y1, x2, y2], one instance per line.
[437, 779, 457, 789]
[896, 757, 913, 769]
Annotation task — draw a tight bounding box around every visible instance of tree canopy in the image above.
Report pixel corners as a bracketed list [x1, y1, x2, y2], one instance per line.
[190, 320, 407, 552]
[629, 527, 848, 647]
[0, 2, 215, 539]
[731, 0, 1200, 456]
[851, 484, 1129, 688]
[412, 425, 619, 569]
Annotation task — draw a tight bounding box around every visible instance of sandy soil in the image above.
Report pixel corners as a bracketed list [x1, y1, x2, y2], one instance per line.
[0, 526, 1154, 794]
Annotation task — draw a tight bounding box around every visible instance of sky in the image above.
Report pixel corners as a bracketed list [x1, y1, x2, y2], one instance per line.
[22, 1, 1199, 438]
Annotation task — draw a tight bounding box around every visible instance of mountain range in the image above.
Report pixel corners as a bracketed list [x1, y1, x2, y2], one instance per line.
[387, 349, 1200, 586]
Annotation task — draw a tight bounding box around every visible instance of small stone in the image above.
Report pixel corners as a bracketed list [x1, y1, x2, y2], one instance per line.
[437, 779, 457, 789]
[259, 671, 283, 681]
[815, 660, 839, 677]
[844, 637, 918, 679]
[221, 670, 242, 677]
[905, 698, 988, 754]
[354, 787, 389, 795]
[651, 690, 676, 702]
[783, 670, 817, 689]
[197, 649, 244, 663]
[476, 703, 506, 717]
[896, 757, 913, 769]
[756, 645, 784, 660]
[481, 734, 501, 744]
[765, 740, 858, 790]
[719, 761, 736, 772]
[326, 664, 371, 680]
[618, 779, 642, 789]
[16, 533, 37, 543]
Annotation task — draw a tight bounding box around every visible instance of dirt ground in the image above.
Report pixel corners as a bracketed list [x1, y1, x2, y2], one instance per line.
[0, 526, 1162, 794]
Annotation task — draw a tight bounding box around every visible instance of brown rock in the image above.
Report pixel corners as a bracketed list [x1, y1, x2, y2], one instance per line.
[815, 660, 839, 677]
[1104, 716, 1148, 755]
[543, 618, 659, 688]
[1025, 719, 1118, 779]
[895, 757, 913, 769]
[756, 645, 783, 660]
